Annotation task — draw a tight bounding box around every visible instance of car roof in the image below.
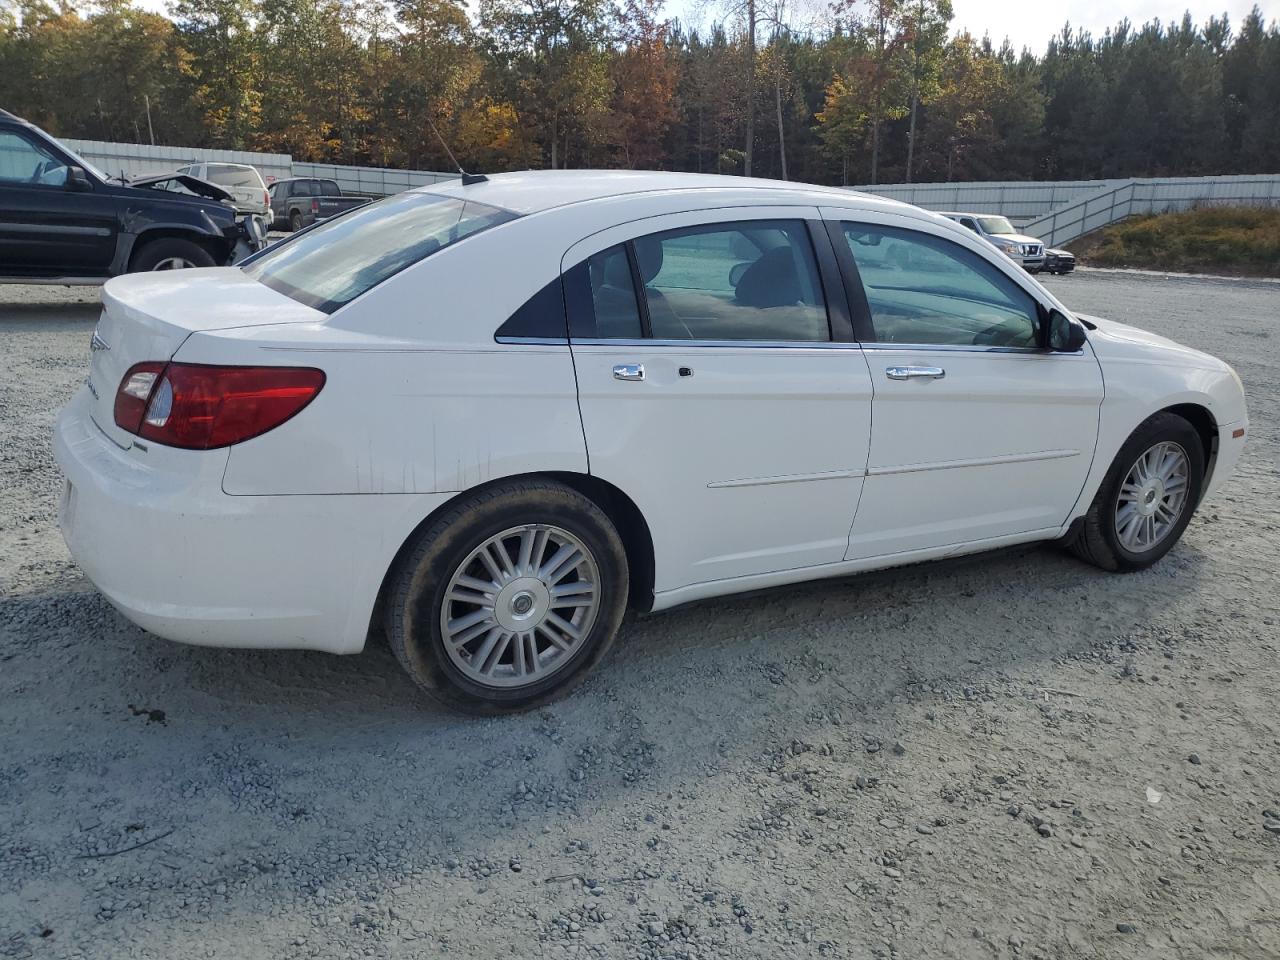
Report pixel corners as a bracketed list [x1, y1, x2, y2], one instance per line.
[410, 170, 905, 217]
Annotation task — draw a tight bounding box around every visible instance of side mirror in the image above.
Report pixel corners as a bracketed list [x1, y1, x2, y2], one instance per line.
[1047, 309, 1087, 352]
[65, 165, 92, 191]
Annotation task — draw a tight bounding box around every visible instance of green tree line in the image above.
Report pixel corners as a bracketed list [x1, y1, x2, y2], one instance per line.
[2, 0, 1278, 184]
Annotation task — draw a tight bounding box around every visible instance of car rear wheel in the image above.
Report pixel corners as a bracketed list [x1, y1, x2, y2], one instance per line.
[1066, 412, 1205, 572]
[384, 479, 629, 714]
[131, 237, 216, 272]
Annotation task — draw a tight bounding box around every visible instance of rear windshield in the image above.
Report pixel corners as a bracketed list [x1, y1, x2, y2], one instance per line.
[319, 179, 341, 195]
[242, 191, 517, 312]
[204, 163, 264, 188]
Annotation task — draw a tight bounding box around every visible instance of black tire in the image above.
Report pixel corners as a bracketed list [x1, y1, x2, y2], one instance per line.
[384, 479, 629, 715]
[130, 237, 216, 272]
[289, 211, 304, 232]
[1066, 412, 1205, 572]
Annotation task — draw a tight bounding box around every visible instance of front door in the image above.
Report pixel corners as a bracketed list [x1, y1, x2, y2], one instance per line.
[822, 211, 1104, 558]
[565, 207, 874, 595]
[0, 129, 117, 277]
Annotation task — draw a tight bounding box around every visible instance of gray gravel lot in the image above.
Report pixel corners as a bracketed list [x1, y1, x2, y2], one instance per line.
[1, 271, 1278, 960]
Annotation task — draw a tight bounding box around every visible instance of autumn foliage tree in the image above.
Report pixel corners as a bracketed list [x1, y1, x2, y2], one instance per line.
[2, 0, 1279, 184]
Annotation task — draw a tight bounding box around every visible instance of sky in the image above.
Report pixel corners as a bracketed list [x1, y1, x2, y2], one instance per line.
[128, 0, 1272, 55]
[670, 0, 1271, 53]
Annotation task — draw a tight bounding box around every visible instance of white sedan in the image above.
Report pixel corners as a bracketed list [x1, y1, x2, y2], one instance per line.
[54, 172, 1248, 713]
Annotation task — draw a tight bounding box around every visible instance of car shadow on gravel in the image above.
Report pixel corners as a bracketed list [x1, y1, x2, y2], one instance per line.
[4, 533, 1212, 740]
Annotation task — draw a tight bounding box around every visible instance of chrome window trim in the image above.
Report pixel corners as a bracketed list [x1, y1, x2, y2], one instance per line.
[861, 341, 1083, 356]
[567, 337, 1082, 355]
[567, 337, 863, 350]
[495, 336, 569, 345]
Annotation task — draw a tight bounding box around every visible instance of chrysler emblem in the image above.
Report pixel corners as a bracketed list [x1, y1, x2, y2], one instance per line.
[90, 329, 110, 353]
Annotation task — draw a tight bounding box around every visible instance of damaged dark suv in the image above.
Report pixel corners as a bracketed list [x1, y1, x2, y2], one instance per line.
[0, 109, 264, 283]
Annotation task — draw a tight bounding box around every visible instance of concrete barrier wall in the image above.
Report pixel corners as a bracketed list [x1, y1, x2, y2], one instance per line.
[64, 139, 295, 183]
[1023, 175, 1280, 246]
[849, 175, 1280, 231]
[848, 179, 1128, 223]
[62, 138, 458, 195]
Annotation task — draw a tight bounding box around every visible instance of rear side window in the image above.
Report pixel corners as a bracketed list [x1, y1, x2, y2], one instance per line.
[204, 163, 264, 188]
[243, 191, 517, 312]
[587, 245, 643, 338]
[568, 220, 829, 342]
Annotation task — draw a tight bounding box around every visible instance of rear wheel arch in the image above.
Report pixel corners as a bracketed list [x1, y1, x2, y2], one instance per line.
[369, 472, 655, 645]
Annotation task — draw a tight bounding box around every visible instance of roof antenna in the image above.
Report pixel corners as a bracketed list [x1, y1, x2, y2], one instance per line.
[429, 119, 487, 186]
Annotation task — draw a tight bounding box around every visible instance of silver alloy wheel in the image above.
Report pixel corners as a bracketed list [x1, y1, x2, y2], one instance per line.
[1114, 440, 1190, 553]
[440, 524, 600, 688]
[152, 256, 197, 270]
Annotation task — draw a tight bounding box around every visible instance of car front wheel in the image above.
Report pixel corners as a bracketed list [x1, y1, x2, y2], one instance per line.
[384, 480, 629, 714]
[130, 237, 216, 272]
[1066, 412, 1205, 572]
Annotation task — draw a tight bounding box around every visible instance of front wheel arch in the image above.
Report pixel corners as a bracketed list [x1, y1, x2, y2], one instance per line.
[1161, 403, 1218, 504]
[122, 227, 229, 272]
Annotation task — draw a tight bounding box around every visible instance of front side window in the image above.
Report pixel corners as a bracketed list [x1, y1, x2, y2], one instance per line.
[840, 223, 1040, 348]
[0, 131, 67, 186]
[243, 191, 517, 312]
[576, 220, 829, 342]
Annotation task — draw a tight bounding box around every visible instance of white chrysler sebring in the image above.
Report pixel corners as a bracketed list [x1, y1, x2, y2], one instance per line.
[55, 172, 1248, 712]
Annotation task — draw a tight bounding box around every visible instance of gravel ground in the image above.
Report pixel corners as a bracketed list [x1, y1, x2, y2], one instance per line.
[1, 271, 1278, 960]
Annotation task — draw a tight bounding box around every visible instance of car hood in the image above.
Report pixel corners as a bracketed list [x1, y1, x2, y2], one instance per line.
[128, 172, 235, 203]
[1079, 314, 1229, 371]
[1046, 248, 1074, 257]
[991, 233, 1043, 246]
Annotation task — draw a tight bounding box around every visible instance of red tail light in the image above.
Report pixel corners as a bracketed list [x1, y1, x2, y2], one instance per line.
[114, 363, 325, 449]
[311, 198, 319, 215]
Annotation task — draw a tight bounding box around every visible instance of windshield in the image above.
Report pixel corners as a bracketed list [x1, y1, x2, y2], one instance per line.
[50, 139, 108, 181]
[978, 216, 1017, 236]
[242, 191, 517, 312]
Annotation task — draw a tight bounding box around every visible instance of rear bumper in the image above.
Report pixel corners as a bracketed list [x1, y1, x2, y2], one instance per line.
[53, 387, 450, 654]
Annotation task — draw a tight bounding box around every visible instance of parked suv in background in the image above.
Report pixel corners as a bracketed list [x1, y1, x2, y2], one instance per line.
[0, 109, 263, 281]
[269, 177, 371, 231]
[940, 212, 1045, 273]
[176, 161, 270, 221]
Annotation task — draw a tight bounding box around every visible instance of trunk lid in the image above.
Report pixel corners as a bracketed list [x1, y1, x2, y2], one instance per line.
[87, 268, 324, 447]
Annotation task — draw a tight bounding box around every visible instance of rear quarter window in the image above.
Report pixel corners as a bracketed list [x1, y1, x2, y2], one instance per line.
[241, 191, 517, 313]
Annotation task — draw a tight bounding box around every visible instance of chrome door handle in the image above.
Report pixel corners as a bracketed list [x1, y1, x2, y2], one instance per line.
[613, 363, 645, 382]
[885, 366, 945, 381]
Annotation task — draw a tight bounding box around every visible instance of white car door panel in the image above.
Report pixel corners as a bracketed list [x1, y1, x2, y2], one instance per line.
[821, 210, 1105, 558]
[849, 346, 1103, 556]
[563, 207, 874, 592]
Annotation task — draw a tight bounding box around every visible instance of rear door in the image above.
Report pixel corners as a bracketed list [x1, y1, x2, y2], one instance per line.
[564, 206, 874, 595]
[0, 128, 117, 277]
[822, 208, 1104, 557]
